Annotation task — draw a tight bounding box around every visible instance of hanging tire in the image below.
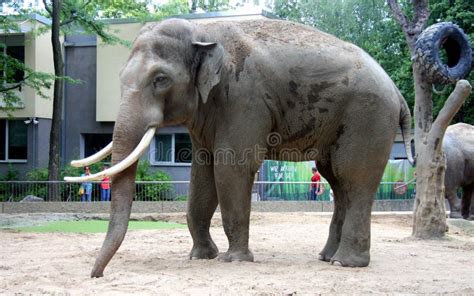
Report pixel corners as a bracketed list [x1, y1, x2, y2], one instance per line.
[414, 22, 472, 85]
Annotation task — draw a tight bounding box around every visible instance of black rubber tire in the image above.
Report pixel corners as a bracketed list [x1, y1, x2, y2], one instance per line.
[414, 22, 472, 85]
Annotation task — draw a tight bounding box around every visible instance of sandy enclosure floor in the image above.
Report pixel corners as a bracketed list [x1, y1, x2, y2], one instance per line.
[1, 212, 474, 295]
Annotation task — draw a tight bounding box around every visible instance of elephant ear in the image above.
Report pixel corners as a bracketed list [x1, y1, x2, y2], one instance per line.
[193, 41, 224, 104]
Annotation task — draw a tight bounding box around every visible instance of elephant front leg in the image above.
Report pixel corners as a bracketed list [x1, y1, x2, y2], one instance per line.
[214, 164, 255, 262]
[187, 162, 219, 260]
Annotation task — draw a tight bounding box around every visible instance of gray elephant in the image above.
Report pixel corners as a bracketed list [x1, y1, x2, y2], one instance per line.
[444, 123, 474, 219]
[65, 19, 413, 277]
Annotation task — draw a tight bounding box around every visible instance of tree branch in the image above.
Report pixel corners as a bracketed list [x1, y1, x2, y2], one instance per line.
[387, 0, 429, 53]
[60, 17, 76, 27]
[42, 0, 52, 16]
[82, 0, 92, 9]
[387, 0, 409, 28]
[0, 82, 23, 92]
[429, 80, 472, 151]
[411, 0, 430, 35]
[0, 74, 33, 92]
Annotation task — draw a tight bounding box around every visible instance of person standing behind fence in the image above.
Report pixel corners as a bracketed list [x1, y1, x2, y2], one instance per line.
[81, 166, 93, 202]
[101, 165, 111, 201]
[309, 167, 321, 201]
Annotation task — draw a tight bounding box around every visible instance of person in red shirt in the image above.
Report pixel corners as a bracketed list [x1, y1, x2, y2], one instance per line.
[100, 165, 111, 201]
[310, 167, 321, 201]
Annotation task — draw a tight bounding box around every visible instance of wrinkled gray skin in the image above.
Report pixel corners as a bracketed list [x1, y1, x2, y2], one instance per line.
[91, 19, 413, 277]
[444, 123, 474, 219]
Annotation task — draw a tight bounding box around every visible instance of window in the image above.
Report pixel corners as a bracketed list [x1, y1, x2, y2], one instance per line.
[83, 133, 112, 158]
[155, 134, 172, 162]
[152, 133, 192, 165]
[0, 119, 27, 161]
[175, 133, 192, 163]
[0, 35, 25, 84]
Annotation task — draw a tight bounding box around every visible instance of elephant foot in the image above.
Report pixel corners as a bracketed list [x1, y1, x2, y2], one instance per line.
[217, 249, 254, 262]
[189, 242, 219, 260]
[318, 248, 337, 262]
[449, 211, 463, 219]
[330, 248, 370, 267]
[318, 240, 339, 262]
[463, 214, 474, 221]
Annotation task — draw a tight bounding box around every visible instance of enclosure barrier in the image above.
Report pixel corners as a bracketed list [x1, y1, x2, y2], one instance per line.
[0, 181, 415, 202]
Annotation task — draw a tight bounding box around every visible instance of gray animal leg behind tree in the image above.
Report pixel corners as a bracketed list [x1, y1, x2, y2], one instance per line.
[446, 189, 462, 218]
[187, 158, 219, 260]
[318, 163, 347, 262]
[461, 183, 473, 219]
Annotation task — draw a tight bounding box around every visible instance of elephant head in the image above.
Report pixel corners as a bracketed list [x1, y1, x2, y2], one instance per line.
[64, 19, 225, 277]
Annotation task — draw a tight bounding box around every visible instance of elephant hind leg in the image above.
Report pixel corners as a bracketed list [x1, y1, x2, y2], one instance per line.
[327, 179, 375, 267]
[446, 189, 462, 218]
[324, 110, 394, 267]
[318, 162, 347, 262]
[461, 184, 473, 219]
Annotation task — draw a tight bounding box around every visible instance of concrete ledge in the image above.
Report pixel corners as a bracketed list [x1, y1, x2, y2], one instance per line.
[1, 199, 414, 214]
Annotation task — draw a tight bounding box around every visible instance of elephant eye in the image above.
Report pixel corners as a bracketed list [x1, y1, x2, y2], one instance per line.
[153, 74, 171, 89]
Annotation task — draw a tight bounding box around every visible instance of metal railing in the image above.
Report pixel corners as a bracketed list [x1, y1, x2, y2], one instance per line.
[0, 181, 415, 202]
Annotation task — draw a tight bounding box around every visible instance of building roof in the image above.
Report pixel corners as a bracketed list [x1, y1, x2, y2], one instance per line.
[0, 13, 51, 34]
[101, 8, 277, 24]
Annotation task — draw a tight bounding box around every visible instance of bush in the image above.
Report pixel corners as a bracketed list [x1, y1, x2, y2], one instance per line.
[175, 195, 188, 201]
[0, 160, 174, 201]
[0, 164, 20, 201]
[135, 160, 173, 201]
[24, 163, 107, 201]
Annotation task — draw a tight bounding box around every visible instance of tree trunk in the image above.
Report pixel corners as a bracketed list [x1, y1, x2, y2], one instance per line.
[411, 63, 447, 238]
[388, 0, 472, 238]
[47, 0, 64, 201]
[413, 77, 471, 237]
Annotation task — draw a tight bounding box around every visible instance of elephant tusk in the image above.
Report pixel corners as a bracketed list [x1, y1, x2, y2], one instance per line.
[70, 142, 113, 167]
[64, 127, 156, 182]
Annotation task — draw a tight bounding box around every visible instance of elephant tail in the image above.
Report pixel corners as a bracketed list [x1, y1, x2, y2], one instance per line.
[398, 91, 415, 166]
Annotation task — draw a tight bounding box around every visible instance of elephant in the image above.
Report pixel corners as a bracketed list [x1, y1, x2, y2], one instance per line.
[443, 123, 474, 219]
[65, 18, 413, 277]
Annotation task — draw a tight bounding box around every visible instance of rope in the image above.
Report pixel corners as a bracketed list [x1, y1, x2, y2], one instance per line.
[393, 177, 416, 190]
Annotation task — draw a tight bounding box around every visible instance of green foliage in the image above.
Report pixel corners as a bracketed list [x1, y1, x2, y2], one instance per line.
[84, 0, 150, 19]
[0, 160, 175, 201]
[193, 0, 230, 12]
[135, 160, 173, 201]
[26, 167, 49, 181]
[0, 165, 20, 201]
[175, 194, 188, 201]
[149, 0, 190, 20]
[21, 162, 105, 201]
[271, 0, 474, 125]
[0, 164, 20, 181]
[0, 16, 57, 115]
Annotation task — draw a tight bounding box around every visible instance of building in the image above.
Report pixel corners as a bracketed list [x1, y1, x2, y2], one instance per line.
[0, 14, 54, 176]
[0, 10, 411, 180]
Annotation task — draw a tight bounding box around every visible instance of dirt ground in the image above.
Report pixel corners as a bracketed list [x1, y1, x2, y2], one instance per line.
[1, 212, 473, 295]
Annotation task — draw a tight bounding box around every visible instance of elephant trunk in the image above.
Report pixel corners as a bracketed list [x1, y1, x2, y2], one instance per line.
[90, 102, 161, 278]
[90, 162, 137, 277]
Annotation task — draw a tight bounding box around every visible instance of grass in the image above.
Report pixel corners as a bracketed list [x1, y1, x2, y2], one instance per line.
[15, 220, 186, 233]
